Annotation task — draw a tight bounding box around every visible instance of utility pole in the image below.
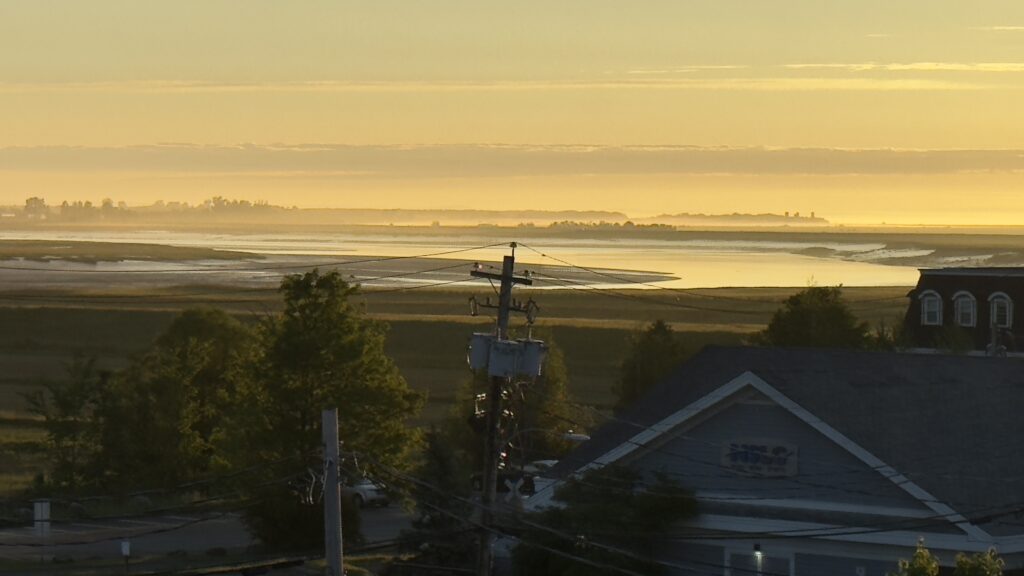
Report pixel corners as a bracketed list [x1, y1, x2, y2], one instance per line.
[470, 243, 534, 576]
[323, 408, 343, 576]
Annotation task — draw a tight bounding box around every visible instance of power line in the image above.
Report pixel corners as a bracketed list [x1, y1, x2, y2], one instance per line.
[362, 453, 797, 576]
[359, 444, 1024, 573]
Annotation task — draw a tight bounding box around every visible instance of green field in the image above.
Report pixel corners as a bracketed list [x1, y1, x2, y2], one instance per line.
[0, 284, 910, 494]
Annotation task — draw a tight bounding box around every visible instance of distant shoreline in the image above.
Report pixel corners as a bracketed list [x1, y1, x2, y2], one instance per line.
[0, 225, 1019, 292]
[8, 203, 1024, 234]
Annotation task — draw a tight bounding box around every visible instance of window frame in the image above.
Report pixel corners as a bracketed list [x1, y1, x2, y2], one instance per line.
[919, 290, 943, 326]
[989, 292, 1014, 329]
[952, 291, 976, 327]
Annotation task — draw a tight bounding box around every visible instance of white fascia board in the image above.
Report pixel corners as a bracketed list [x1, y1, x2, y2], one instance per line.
[691, 514, 1008, 553]
[530, 370, 991, 543]
[527, 371, 754, 510]
[742, 374, 990, 542]
[695, 492, 935, 519]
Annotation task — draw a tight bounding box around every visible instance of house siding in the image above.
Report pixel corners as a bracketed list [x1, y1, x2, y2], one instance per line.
[795, 552, 893, 576]
[627, 392, 931, 512]
[656, 542, 726, 575]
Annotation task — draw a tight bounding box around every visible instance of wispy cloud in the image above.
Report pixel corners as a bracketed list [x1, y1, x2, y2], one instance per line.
[971, 26, 1024, 32]
[625, 65, 748, 75]
[4, 144, 1024, 178]
[0, 76, 984, 94]
[784, 62, 1024, 72]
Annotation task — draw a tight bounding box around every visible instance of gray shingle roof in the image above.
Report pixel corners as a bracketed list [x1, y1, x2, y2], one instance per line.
[555, 346, 1024, 523]
[921, 267, 1024, 277]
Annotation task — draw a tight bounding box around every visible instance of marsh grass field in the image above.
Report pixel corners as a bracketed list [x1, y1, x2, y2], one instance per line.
[0, 282, 910, 495]
[0, 239, 255, 263]
[0, 221, 926, 495]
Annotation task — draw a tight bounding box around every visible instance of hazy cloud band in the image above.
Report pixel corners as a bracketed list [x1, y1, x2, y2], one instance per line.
[3, 144, 1024, 178]
[0, 77, 988, 94]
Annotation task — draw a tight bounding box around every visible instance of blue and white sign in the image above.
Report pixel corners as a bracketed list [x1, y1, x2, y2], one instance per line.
[721, 439, 798, 477]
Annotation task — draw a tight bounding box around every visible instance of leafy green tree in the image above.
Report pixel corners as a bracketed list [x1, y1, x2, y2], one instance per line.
[396, 334, 587, 571]
[445, 334, 586, 475]
[890, 539, 940, 576]
[24, 357, 106, 492]
[512, 465, 696, 576]
[758, 286, 870, 349]
[510, 336, 593, 465]
[613, 320, 686, 412]
[93, 308, 254, 489]
[239, 269, 423, 471]
[955, 548, 1004, 576]
[233, 269, 423, 550]
[392, 427, 477, 572]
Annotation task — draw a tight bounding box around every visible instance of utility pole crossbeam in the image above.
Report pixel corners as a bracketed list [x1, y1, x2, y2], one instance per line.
[322, 408, 343, 576]
[471, 244, 536, 576]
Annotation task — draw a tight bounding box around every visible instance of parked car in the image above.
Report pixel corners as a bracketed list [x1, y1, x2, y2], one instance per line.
[343, 478, 390, 508]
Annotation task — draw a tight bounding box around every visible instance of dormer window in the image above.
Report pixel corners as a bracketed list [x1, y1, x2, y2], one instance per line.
[919, 290, 942, 326]
[952, 291, 976, 327]
[989, 293, 1014, 328]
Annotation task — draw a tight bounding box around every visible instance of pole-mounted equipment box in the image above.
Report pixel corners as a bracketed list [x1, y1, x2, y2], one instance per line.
[467, 334, 548, 378]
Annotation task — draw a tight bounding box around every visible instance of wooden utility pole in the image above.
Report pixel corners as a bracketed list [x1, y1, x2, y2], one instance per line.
[323, 408, 343, 576]
[470, 244, 533, 576]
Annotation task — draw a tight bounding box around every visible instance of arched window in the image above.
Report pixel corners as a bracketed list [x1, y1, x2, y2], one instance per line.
[989, 292, 1014, 329]
[919, 290, 942, 326]
[952, 291, 976, 327]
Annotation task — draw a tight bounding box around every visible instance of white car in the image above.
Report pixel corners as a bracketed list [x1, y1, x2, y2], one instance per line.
[343, 478, 390, 508]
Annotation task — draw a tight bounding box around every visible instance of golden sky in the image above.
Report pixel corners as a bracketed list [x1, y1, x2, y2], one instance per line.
[2, 1, 1024, 224]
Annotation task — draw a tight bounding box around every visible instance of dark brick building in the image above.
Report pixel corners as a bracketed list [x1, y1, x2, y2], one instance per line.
[903, 268, 1023, 353]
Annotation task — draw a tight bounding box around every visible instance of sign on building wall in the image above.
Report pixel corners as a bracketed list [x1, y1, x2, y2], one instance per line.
[721, 439, 798, 477]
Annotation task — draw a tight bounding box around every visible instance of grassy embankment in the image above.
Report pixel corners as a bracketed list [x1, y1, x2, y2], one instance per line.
[0, 284, 910, 495]
[0, 239, 256, 263]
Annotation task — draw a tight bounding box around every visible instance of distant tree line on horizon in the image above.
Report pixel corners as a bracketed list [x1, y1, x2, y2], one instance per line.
[15, 196, 291, 222]
[12, 196, 825, 228]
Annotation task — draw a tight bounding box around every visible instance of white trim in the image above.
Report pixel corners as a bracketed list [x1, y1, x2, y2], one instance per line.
[919, 290, 943, 326]
[903, 347, 1024, 358]
[582, 373, 752, 473]
[694, 492, 935, 519]
[952, 291, 977, 327]
[989, 292, 1014, 329]
[530, 371, 992, 543]
[527, 372, 754, 509]
[690, 514, 1012, 553]
[743, 375, 991, 542]
[705, 536, 923, 565]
